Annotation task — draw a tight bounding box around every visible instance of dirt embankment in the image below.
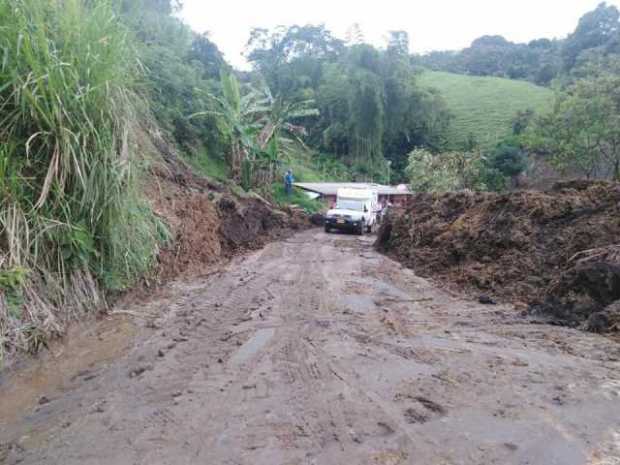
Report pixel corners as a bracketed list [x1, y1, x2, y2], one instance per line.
[146, 135, 309, 283]
[377, 180, 620, 332]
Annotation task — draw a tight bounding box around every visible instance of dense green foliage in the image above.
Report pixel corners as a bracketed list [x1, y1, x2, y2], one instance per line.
[124, 0, 229, 161]
[562, 3, 620, 74]
[0, 0, 166, 358]
[525, 72, 620, 180]
[246, 28, 452, 182]
[406, 148, 488, 192]
[419, 3, 620, 86]
[420, 36, 562, 85]
[416, 71, 553, 150]
[271, 184, 322, 213]
[488, 142, 527, 186]
[409, 64, 620, 191]
[121, 6, 351, 189]
[279, 145, 352, 183]
[192, 71, 320, 190]
[411, 2, 620, 191]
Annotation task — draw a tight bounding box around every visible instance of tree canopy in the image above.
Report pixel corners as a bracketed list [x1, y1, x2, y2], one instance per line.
[526, 73, 620, 180]
[246, 26, 451, 182]
[419, 2, 620, 86]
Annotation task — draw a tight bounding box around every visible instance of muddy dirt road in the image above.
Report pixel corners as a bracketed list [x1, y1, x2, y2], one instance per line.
[1, 230, 620, 464]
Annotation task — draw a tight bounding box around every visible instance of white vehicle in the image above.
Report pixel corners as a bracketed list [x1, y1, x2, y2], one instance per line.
[324, 187, 378, 235]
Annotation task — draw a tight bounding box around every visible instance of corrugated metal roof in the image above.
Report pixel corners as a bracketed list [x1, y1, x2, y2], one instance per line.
[293, 182, 411, 196]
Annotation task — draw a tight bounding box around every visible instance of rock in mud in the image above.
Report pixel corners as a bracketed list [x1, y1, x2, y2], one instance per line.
[404, 408, 429, 424]
[129, 365, 153, 378]
[0, 442, 25, 464]
[586, 300, 620, 333]
[415, 396, 446, 414]
[478, 295, 497, 305]
[534, 247, 620, 331]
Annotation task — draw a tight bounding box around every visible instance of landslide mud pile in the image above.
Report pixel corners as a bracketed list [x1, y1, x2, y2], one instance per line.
[145, 131, 309, 282]
[377, 180, 620, 332]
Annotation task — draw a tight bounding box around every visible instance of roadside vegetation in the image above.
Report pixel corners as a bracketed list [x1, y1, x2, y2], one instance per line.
[245, 27, 451, 183]
[406, 66, 620, 193]
[0, 0, 166, 360]
[271, 185, 323, 213]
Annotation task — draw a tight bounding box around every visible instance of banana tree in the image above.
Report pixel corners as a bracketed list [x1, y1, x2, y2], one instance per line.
[252, 88, 319, 185]
[192, 72, 318, 187]
[256, 86, 319, 148]
[191, 72, 268, 179]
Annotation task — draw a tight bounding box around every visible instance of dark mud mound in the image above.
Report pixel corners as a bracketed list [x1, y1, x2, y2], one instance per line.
[377, 180, 620, 331]
[534, 245, 620, 331]
[217, 196, 300, 253]
[146, 132, 309, 281]
[152, 187, 223, 281]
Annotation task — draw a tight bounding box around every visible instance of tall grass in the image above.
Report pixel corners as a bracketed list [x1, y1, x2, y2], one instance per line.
[0, 0, 164, 361]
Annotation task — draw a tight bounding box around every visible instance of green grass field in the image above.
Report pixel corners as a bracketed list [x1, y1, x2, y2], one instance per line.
[417, 70, 554, 149]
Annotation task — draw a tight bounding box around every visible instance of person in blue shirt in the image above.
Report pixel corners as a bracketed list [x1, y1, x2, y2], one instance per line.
[284, 169, 294, 196]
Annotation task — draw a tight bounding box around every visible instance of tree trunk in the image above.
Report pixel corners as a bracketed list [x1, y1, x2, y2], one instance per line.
[229, 141, 247, 181]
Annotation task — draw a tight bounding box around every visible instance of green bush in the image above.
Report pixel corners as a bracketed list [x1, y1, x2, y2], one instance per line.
[271, 184, 322, 213]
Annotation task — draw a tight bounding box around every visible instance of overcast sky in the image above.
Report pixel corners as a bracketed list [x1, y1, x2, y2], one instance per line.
[179, 0, 620, 69]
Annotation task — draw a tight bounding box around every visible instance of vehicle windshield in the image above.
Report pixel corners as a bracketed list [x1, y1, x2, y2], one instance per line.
[336, 199, 365, 211]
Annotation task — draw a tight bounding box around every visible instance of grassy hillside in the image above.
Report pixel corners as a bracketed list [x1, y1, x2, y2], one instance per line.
[417, 70, 554, 149]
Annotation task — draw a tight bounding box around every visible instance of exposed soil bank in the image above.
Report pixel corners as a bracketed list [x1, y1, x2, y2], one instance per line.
[377, 180, 620, 332]
[148, 138, 309, 283]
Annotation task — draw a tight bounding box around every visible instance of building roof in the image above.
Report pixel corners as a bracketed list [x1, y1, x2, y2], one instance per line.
[293, 182, 412, 196]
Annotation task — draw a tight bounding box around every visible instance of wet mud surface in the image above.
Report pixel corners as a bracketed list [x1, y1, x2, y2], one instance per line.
[1, 230, 619, 464]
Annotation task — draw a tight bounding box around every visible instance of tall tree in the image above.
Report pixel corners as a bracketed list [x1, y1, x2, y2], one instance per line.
[244, 25, 451, 182]
[562, 2, 620, 71]
[387, 30, 410, 56]
[189, 33, 228, 80]
[528, 73, 620, 180]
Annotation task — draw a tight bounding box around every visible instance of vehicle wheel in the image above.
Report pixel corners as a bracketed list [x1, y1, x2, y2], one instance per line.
[324, 224, 330, 233]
